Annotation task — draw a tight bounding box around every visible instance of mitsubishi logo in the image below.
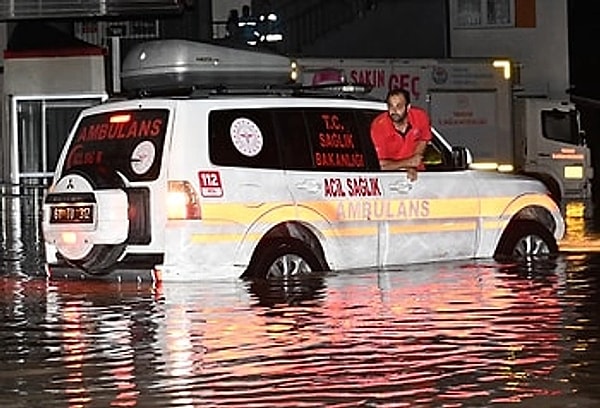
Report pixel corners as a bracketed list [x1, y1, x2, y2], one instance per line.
[66, 178, 75, 190]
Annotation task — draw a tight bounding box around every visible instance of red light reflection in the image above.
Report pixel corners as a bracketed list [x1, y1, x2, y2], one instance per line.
[38, 260, 573, 407]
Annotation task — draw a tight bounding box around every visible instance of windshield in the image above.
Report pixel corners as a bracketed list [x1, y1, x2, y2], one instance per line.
[541, 108, 581, 145]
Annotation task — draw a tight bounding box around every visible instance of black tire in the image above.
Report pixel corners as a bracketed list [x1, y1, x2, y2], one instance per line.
[249, 238, 327, 280]
[246, 272, 327, 307]
[494, 220, 558, 261]
[71, 244, 126, 275]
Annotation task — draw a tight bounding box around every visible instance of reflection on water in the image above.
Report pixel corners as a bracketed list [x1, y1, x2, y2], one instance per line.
[0, 257, 599, 407]
[1, 190, 600, 406]
[561, 200, 600, 252]
[1, 185, 46, 276]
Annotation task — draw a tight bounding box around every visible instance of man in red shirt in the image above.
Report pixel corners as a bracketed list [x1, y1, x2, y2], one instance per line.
[370, 88, 432, 180]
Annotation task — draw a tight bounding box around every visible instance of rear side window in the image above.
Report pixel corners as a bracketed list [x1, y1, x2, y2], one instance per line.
[209, 110, 281, 169]
[60, 109, 169, 184]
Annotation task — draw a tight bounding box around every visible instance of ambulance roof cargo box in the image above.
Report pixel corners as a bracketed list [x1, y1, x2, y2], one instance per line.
[121, 39, 296, 94]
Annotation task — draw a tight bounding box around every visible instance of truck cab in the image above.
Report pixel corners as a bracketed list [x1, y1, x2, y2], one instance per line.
[513, 97, 592, 203]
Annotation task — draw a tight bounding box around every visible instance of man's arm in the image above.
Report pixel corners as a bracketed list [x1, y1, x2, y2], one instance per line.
[378, 140, 428, 170]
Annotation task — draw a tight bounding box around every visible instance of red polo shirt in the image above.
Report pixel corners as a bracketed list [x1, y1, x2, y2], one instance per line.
[370, 106, 432, 163]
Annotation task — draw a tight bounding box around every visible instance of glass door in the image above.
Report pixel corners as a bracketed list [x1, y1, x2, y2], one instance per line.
[11, 95, 106, 186]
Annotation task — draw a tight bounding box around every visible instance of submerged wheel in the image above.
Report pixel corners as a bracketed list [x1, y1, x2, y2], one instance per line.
[494, 220, 558, 261]
[250, 239, 327, 280]
[71, 244, 126, 275]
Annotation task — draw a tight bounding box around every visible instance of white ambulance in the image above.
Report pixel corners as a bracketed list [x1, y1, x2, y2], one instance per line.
[41, 40, 565, 282]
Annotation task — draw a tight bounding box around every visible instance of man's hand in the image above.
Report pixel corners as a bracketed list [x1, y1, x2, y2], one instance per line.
[407, 167, 418, 181]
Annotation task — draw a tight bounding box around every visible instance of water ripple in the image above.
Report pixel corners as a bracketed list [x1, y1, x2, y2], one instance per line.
[0, 253, 600, 406]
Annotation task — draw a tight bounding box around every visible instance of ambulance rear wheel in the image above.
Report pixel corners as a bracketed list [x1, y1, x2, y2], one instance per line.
[251, 239, 327, 280]
[494, 220, 558, 261]
[71, 244, 126, 275]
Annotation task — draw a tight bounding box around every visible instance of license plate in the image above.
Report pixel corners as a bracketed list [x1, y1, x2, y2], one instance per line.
[50, 204, 94, 224]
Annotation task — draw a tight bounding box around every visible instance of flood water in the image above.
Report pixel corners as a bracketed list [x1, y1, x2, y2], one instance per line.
[1, 190, 600, 407]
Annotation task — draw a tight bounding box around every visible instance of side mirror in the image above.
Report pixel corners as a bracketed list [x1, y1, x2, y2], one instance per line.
[579, 129, 586, 146]
[451, 146, 472, 170]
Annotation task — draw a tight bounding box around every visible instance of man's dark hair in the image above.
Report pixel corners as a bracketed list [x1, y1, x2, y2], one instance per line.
[386, 88, 411, 105]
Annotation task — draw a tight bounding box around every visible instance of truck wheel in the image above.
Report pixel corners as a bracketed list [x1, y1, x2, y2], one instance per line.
[250, 239, 327, 280]
[494, 220, 558, 261]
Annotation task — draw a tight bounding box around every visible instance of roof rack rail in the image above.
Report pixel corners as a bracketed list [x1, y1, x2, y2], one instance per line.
[291, 82, 374, 97]
[195, 82, 300, 96]
[124, 82, 376, 100]
[121, 83, 296, 99]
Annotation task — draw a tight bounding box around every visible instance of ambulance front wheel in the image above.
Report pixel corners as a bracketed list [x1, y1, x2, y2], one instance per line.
[250, 238, 328, 280]
[494, 220, 558, 261]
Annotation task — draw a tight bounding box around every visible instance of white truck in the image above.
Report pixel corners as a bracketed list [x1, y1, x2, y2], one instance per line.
[298, 57, 593, 204]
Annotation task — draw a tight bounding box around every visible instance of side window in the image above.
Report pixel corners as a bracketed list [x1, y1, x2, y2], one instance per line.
[273, 109, 313, 170]
[356, 109, 382, 171]
[423, 142, 444, 167]
[303, 108, 379, 172]
[209, 110, 281, 169]
[423, 136, 457, 171]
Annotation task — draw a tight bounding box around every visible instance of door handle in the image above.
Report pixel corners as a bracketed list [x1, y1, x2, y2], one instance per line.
[295, 179, 322, 194]
[388, 179, 413, 194]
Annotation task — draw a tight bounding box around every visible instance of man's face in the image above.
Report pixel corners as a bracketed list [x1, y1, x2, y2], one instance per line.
[387, 94, 409, 123]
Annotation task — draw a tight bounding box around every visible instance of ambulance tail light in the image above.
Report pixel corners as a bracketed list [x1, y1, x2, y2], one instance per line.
[167, 181, 201, 220]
